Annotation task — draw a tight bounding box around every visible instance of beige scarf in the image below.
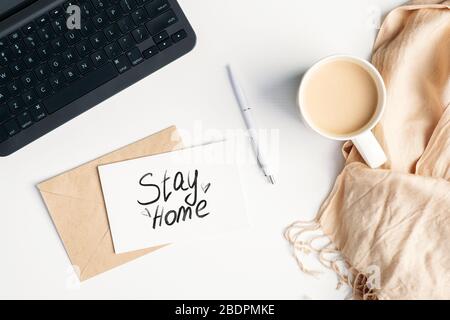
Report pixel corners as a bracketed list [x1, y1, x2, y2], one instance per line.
[286, 0, 450, 300]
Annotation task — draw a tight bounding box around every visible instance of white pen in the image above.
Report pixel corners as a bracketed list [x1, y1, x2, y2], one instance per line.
[226, 65, 276, 185]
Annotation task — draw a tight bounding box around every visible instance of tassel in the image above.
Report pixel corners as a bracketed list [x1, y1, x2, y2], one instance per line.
[285, 218, 380, 300]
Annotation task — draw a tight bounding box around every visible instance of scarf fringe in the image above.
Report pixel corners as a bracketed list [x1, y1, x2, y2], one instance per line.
[284, 220, 379, 300]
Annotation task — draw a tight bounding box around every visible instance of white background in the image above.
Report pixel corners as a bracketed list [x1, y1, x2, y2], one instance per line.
[0, 0, 404, 299]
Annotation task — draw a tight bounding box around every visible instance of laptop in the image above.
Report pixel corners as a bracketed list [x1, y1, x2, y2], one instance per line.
[0, 0, 196, 156]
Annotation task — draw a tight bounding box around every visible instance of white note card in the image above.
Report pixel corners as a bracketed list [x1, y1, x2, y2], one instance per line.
[98, 141, 248, 254]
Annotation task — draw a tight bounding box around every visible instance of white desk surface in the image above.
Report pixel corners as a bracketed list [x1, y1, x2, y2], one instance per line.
[0, 0, 405, 299]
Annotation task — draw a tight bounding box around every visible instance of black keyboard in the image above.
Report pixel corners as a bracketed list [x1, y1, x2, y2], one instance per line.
[0, 0, 196, 156]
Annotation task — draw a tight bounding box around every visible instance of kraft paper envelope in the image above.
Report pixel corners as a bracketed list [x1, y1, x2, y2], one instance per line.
[37, 126, 182, 281]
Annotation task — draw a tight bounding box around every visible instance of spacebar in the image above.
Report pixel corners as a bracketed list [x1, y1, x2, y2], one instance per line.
[43, 63, 118, 114]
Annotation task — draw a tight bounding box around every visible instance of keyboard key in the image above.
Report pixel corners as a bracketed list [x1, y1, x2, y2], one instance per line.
[92, 0, 110, 10]
[0, 48, 12, 66]
[51, 37, 68, 52]
[0, 87, 9, 104]
[3, 119, 20, 137]
[17, 111, 33, 129]
[0, 40, 7, 50]
[104, 24, 122, 41]
[49, 74, 65, 90]
[131, 26, 149, 43]
[126, 47, 144, 66]
[22, 50, 38, 67]
[49, 6, 64, 18]
[106, 5, 122, 21]
[77, 58, 93, 74]
[9, 31, 22, 42]
[44, 63, 118, 114]
[36, 81, 52, 98]
[145, 9, 178, 35]
[65, 30, 81, 45]
[153, 31, 168, 43]
[36, 14, 50, 26]
[37, 45, 52, 60]
[142, 45, 159, 59]
[49, 55, 64, 72]
[38, 25, 56, 42]
[117, 16, 135, 34]
[23, 52, 40, 69]
[157, 38, 172, 50]
[172, 29, 187, 43]
[79, 2, 95, 17]
[120, 0, 137, 13]
[23, 33, 39, 50]
[0, 104, 11, 123]
[80, 21, 96, 37]
[7, 80, 23, 96]
[0, 126, 8, 142]
[9, 61, 26, 76]
[113, 55, 131, 73]
[23, 22, 37, 35]
[34, 64, 51, 80]
[10, 41, 27, 56]
[62, 48, 79, 64]
[22, 90, 39, 106]
[118, 34, 135, 50]
[0, 39, 9, 49]
[76, 39, 93, 56]
[145, 0, 170, 19]
[90, 50, 108, 67]
[90, 32, 107, 49]
[21, 73, 37, 88]
[104, 42, 122, 59]
[30, 103, 47, 121]
[0, 68, 12, 84]
[131, 8, 148, 25]
[62, 66, 79, 82]
[51, 17, 66, 34]
[8, 97, 26, 113]
[93, 12, 109, 29]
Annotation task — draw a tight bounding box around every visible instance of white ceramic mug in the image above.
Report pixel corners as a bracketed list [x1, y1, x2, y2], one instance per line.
[298, 55, 387, 169]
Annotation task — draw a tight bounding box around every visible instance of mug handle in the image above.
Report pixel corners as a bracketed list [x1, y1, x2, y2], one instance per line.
[352, 131, 387, 169]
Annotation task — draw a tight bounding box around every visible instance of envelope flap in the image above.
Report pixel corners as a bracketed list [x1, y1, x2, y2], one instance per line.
[40, 190, 108, 273]
[80, 235, 166, 281]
